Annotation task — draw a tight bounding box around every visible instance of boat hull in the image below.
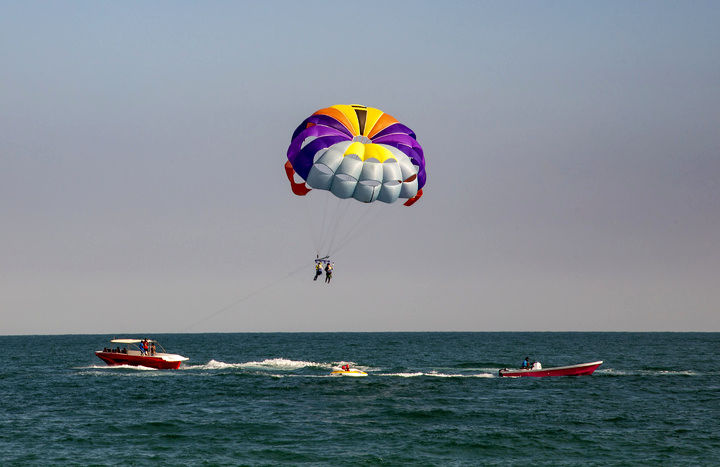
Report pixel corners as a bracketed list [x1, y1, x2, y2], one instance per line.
[331, 369, 368, 377]
[95, 351, 183, 370]
[499, 361, 603, 377]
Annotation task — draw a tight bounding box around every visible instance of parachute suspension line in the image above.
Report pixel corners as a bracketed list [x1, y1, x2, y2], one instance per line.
[325, 197, 352, 257]
[320, 196, 340, 256]
[334, 204, 374, 247]
[317, 192, 332, 255]
[330, 204, 384, 257]
[302, 199, 321, 256]
[330, 203, 371, 255]
[182, 261, 309, 331]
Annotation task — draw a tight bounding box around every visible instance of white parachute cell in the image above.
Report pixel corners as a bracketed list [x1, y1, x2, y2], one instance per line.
[307, 148, 344, 190]
[330, 155, 363, 199]
[353, 161, 383, 203]
[378, 160, 403, 203]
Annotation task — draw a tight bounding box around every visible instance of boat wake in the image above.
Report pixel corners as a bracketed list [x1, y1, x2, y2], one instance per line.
[182, 357, 495, 377]
[183, 358, 335, 371]
[378, 371, 496, 378]
[241, 358, 333, 370]
[181, 359, 497, 377]
[596, 368, 701, 376]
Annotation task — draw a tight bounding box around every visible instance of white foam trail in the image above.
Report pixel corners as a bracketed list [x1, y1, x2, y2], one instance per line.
[292, 374, 337, 378]
[597, 368, 699, 376]
[426, 371, 465, 377]
[183, 358, 333, 371]
[384, 372, 424, 377]
[378, 371, 496, 378]
[241, 358, 331, 370]
[425, 371, 496, 378]
[181, 359, 244, 370]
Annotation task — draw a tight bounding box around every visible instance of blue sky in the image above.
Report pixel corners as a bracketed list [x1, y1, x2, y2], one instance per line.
[1, 1, 719, 333]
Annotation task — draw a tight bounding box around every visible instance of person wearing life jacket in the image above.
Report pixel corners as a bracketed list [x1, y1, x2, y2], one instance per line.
[314, 261, 323, 281]
[324, 262, 333, 284]
[142, 339, 149, 356]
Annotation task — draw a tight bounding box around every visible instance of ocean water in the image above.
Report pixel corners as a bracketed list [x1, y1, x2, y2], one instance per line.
[1, 332, 719, 465]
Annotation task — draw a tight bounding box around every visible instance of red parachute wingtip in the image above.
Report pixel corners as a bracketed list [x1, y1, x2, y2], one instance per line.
[403, 188, 423, 206]
[285, 161, 311, 196]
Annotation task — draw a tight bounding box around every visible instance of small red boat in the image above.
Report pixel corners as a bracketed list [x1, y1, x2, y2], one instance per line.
[95, 338, 189, 370]
[499, 360, 603, 377]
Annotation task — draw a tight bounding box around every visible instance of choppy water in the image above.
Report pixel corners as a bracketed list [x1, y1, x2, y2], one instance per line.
[1, 332, 719, 465]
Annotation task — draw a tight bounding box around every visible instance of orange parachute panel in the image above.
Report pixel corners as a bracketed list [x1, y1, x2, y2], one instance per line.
[367, 112, 399, 138]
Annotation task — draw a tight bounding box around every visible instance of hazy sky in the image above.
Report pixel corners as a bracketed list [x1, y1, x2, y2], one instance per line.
[2, 1, 719, 334]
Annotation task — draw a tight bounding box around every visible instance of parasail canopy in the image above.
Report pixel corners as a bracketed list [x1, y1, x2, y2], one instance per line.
[285, 104, 426, 206]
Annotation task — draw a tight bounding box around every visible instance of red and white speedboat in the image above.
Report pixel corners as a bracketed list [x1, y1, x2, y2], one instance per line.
[499, 361, 603, 377]
[95, 338, 189, 370]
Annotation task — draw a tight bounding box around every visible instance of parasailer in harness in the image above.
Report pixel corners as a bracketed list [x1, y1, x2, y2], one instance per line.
[314, 255, 330, 282]
[313, 261, 323, 281]
[324, 262, 334, 284]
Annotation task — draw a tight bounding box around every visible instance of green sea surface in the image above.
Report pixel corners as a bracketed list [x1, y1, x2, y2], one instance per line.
[1, 332, 718, 465]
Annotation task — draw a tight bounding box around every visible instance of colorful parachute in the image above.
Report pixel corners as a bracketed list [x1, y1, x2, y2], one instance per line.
[285, 104, 426, 206]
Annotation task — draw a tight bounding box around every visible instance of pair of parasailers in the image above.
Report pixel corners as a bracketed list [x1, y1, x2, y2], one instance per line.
[313, 259, 334, 284]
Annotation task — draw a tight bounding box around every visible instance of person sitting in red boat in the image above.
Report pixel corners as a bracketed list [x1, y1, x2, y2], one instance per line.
[522, 357, 530, 369]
